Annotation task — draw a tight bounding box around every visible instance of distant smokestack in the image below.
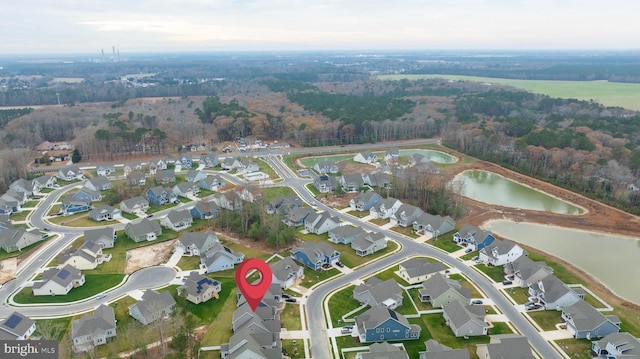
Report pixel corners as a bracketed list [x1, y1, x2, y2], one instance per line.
[112, 45, 115, 58]
[101, 49, 104, 58]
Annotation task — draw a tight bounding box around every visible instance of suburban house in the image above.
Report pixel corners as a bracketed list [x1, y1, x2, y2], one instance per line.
[212, 191, 242, 210]
[384, 148, 399, 162]
[155, 169, 176, 185]
[96, 164, 116, 176]
[32, 265, 85, 296]
[353, 278, 403, 309]
[313, 175, 337, 193]
[355, 305, 421, 342]
[221, 301, 282, 358]
[173, 181, 200, 198]
[356, 342, 409, 359]
[304, 211, 341, 235]
[185, 170, 207, 183]
[33, 175, 57, 190]
[528, 274, 583, 310]
[236, 282, 281, 309]
[9, 178, 39, 196]
[290, 242, 340, 270]
[145, 186, 177, 206]
[479, 239, 526, 267]
[58, 240, 111, 270]
[125, 172, 147, 186]
[238, 161, 259, 174]
[349, 191, 382, 211]
[200, 243, 245, 273]
[0, 228, 43, 253]
[221, 157, 240, 170]
[75, 188, 104, 203]
[57, 165, 83, 181]
[119, 196, 149, 215]
[60, 195, 91, 215]
[420, 339, 470, 359]
[84, 227, 116, 249]
[328, 225, 367, 244]
[0, 198, 15, 215]
[175, 232, 219, 256]
[339, 173, 364, 192]
[354, 151, 378, 164]
[199, 152, 219, 168]
[265, 195, 302, 215]
[178, 272, 221, 304]
[369, 197, 402, 219]
[123, 162, 143, 176]
[153, 159, 168, 172]
[199, 175, 226, 191]
[284, 207, 312, 227]
[418, 273, 472, 308]
[443, 300, 489, 337]
[591, 332, 640, 359]
[476, 335, 534, 359]
[397, 258, 447, 284]
[125, 218, 162, 242]
[190, 200, 220, 219]
[363, 171, 392, 189]
[177, 152, 193, 168]
[270, 257, 304, 289]
[71, 305, 116, 353]
[161, 209, 193, 231]
[313, 161, 339, 174]
[504, 256, 553, 288]
[89, 205, 121, 222]
[561, 300, 621, 339]
[128, 290, 176, 325]
[391, 204, 424, 227]
[83, 176, 111, 191]
[412, 213, 456, 237]
[351, 231, 387, 256]
[0, 312, 35, 340]
[453, 224, 496, 250]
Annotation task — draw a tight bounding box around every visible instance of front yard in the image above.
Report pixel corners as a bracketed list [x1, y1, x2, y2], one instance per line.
[13, 274, 125, 304]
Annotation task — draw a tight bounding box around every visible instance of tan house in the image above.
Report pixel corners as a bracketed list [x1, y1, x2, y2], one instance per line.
[57, 240, 111, 270]
[32, 265, 85, 296]
[178, 272, 221, 304]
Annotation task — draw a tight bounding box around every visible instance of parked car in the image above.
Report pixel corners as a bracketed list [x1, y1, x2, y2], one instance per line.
[43, 227, 50, 231]
[471, 256, 479, 261]
[285, 298, 297, 303]
[95, 293, 106, 300]
[502, 280, 513, 285]
[471, 300, 483, 305]
[465, 248, 473, 253]
[282, 294, 291, 299]
[335, 262, 344, 268]
[146, 213, 154, 218]
[341, 325, 353, 334]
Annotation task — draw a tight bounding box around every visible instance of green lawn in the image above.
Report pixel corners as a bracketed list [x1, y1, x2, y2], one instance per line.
[14, 274, 125, 304]
[262, 186, 295, 202]
[48, 213, 119, 227]
[222, 240, 272, 261]
[428, 235, 461, 253]
[0, 236, 54, 261]
[305, 183, 321, 197]
[448, 273, 482, 298]
[257, 158, 281, 181]
[409, 314, 490, 358]
[556, 339, 594, 359]
[506, 287, 531, 304]
[170, 278, 235, 326]
[10, 210, 31, 221]
[488, 322, 513, 335]
[120, 211, 139, 220]
[282, 339, 305, 359]
[281, 303, 302, 330]
[378, 74, 640, 111]
[528, 310, 561, 331]
[395, 291, 418, 316]
[300, 266, 340, 288]
[408, 288, 434, 311]
[389, 226, 420, 239]
[34, 317, 72, 341]
[298, 154, 355, 168]
[327, 285, 360, 327]
[23, 200, 40, 207]
[474, 264, 506, 283]
[346, 210, 369, 219]
[177, 255, 202, 270]
[201, 288, 237, 346]
[368, 217, 388, 226]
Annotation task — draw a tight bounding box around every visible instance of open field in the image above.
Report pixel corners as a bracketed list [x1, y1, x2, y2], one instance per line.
[378, 74, 640, 110]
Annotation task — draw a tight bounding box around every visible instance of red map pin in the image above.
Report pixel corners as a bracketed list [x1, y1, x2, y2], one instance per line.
[235, 258, 273, 311]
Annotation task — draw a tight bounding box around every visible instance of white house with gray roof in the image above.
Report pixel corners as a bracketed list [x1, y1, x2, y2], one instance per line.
[339, 173, 364, 192]
[84, 227, 115, 249]
[391, 204, 424, 227]
[119, 196, 149, 215]
[354, 150, 378, 164]
[443, 300, 489, 337]
[155, 169, 176, 185]
[173, 181, 200, 198]
[351, 231, 387, 256]
[200, 243, 245, 273]
[369, 197, 402, 219]
[413, 213, 456, 237]
[504, 256, 553, 288]
[71, 305, 116, 353]
[349, 191, 383, 211]
[96, 164, 116, 176]
[33, 265, 85, 296]
[592, 332, 640, 359]
[528, 274, 583, 310]
[304, 211, 341, 235]
[561, 300, 621, 339]
[89, 205, 121, 221]
[313, 161, 338, 174]
[178, 272, 221, 304]
[0, 228, 43, 253]
[58, 240, 111, 270]
[353, 278, 403, 309]
[83, 176, 111, 191]
[270, 257, 303, 289]
[418, 273, 472, 308]
[129, 290, 176, 325]
[125, 218, 162, 242]
[175, 232, 219, 256]
[329, 225, 367, 244]
[479, 239, 525, 267]
[476, 335, 534, 359]
[0, 312, 35, 340]
[160, 209, 193, 231]
[397, 258, 447, 284]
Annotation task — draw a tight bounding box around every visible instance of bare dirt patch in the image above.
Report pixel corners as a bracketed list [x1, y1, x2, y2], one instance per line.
[0, 258, 17, 284]
[124, 240, 176, 274]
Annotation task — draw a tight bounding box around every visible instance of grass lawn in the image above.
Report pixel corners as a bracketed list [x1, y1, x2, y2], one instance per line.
[409, 314, 490, 358]
[305, 183, 321, 197]
[170, 278, 235, 326]
[10, 210, 31, 221]
[347, 210, 369, 219]
[528, 310, 561, 331]
[408, 288, 434, 311]
[222, 239, 273, 261]
[389, 226, 420, 239]
[40, 187, 55, 193]
[300, 266, 340, 288]
[459, 252, 476, 261]
[257, 158, 281, 180]
[327, 285, 360, 327]
[378, 74, 640, 111]
[395, 291, 418, 316]
[120, 211, 139, 220]
[488, 322, 513, 335]
[24, 200, 40, 207]
[298, 154, 355, 168]
[34, 317, 72, 341]
[582, 292, 606, 308]
[373, 265, 402, 282]
[368, 217, 388, 226]
[428, 235, 461, 253]
[262, 186, 295, 202]
[0, 237, 54, 261]
[201, 288, 237, 346]
[281, 303, 302, 330]
[14, 274, 125, 304]
[474, 264, 505, 283]
[448, 273, 482, 298]
[49, 213, 118, 227]
[506, 287, 531, 304]
[177, 255, 201, 270]
[282, 339, 305, 359]
[555, 339, 594, 359]
[198, 188, 216, 198]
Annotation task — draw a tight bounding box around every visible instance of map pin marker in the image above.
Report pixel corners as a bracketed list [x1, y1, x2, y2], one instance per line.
[235, 258, 273, 311]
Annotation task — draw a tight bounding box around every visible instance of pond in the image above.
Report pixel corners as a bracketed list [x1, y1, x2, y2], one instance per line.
[483, 219, 640, 304]
[453, 170, 583, 215]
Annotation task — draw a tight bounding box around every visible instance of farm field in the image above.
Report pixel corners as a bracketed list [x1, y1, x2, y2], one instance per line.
[378, 74, 640, 110]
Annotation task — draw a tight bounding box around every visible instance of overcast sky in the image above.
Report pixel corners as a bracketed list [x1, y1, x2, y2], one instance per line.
[4, 0, 640, 54]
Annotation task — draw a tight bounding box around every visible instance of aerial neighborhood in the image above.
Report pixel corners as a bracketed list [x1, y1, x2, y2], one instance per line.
[0, 138, 637, 359]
